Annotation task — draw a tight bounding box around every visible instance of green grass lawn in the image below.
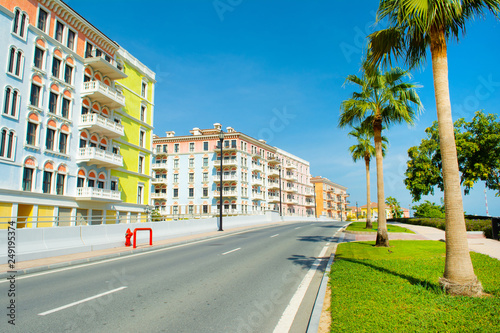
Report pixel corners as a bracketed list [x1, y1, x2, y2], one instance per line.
[346, 221, 414, 233]
[329, 241, 500, 332]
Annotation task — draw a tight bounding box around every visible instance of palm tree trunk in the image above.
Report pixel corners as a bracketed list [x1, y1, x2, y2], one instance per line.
[430, 27, 481, 296]
[374, 120, 389, 246]
[365, 155, 372, 229]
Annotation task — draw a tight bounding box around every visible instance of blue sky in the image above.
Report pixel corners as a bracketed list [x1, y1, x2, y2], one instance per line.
[69, 0, 500, 216]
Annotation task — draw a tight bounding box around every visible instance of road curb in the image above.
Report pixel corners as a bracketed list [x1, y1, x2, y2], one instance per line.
[306, 229, 346, 333]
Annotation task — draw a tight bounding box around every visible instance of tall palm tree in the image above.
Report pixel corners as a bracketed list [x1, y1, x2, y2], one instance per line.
[339, 60, 422, 247]
[347, 126, 387, 229]
[367, 0, 500, 297]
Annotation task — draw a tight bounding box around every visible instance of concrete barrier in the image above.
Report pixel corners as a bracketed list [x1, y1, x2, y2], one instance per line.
[0, 214, 330, 264]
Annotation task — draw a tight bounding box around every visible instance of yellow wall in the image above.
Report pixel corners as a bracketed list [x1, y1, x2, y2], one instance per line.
[314, 183, 324, 217]
[0, 202, 12, 230]
[17, 204, 34, 229]
[37, 206, 55, 228]
[106, 210, 117, 224]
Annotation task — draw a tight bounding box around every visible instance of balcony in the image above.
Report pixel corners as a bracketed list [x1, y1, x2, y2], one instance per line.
[214, 144, 237, 152]
[151, 192, 168, 200]
[152, 178, 168, 185]
[267, 180, 280, 189]
[81, 81, 125, 109]
[252, 192, 264, 200]
[267, 168, 280, 177]
[77, 147, 123, 168]
[251, 163, 262, 171]
[214, 190, 238, 197]
[153, 146, 168, 156]
[213, 174, 238, 182]
[284, 197, 298, 204]
[284, 186, 297, 193]
[215, 158, 238, 167]
[268, 194, 280, 203]
[283, 173, 298, 181]
[79, 114, 124, 138]
[304, 188, 315, 196]
[84, 51, 127, 80]
[267, 156, 281, 165]
[285, 162, 297, 169]
[251, 177, 263, 186]
[305, 200, 315, 207]
[76, 187, 121, 201]
[152, 162, 168, 170]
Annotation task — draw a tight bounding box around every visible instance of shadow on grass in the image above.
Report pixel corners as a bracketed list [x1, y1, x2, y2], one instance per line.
[338, 257, 443, 294]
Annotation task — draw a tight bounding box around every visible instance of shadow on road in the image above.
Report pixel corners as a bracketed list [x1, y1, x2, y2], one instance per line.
[287, 254, 331, 272]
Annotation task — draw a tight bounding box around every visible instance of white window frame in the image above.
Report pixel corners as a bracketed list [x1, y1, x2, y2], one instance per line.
[26, 115, 40, 148]
[51, 54, 62, 80]
[12, 8, 28, 40]
[29, 81, 43, 108]
[6, 46, 24, 79]
[137, 184, 144, 205]
[138, 154, 145, 174]
[0, 128, 16, 161]
[189, 142, 195, 152]
[139, 129, 145, 148]
[2, 86, 20, 119]
[33, 44, 46, 72]
[36, 6, 50, 34]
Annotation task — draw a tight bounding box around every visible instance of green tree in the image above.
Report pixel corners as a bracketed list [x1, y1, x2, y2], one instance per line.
[339, 60, 422, 247]
[386, 196, 403, 218]
[405, 111, 500, 202]
[412, 200, 445, 219]
[348, 126, 388, 229]
[367, 0, 500, 296]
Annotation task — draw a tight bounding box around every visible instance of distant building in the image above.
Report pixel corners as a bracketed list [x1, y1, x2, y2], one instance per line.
[0, 0, 155, 228]
[151, 123, 315, 217]
[310, 176, 349, 220]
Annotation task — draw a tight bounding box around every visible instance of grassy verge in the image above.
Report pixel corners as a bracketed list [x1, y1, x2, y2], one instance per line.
[346, 221, 414, 233]
[329, 241, 500, 332]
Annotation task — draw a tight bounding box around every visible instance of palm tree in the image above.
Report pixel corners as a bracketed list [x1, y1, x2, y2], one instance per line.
[339, 60, 422, 247]
[367, 0, 500, 297]
[347, 125, 387, 229]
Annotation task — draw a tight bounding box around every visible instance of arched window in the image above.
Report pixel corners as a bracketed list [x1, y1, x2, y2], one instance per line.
[26, 112, 40, 147]
[87, 170, 97, 188]
[0, 128, 16, 160]
[3, 86, 20, 118]
[79, 131, 89, 148]
[42, 161, 54, 194]
[56, 164, 67, 195]
[97, 172, 106, 189]
[22, 157, 36, 191]
[99, 138, 107, 151]
[12, 8, 28, 39]
[77, 169, 86, 188]
[7, 46, 24, 78]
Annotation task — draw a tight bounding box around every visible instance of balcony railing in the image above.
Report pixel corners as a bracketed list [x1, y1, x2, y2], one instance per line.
[267, 156, 281, 164]
[77, 147, 123, 168]
[153, 147, 168, 155]
[84, 50, 127, 80]
[251, 163, 262, 171]
[214, 144, 237, 151]
[152, 162, 168, 170]
[82, 81, 125, 109]
[284, 197, 298, 204]
[76, 187, 121, 201]
[267, 194, 280, 202]
[152, 178, 168, 185]
[215, 158, 238, 167]
[252, 193, 264, 200]
[213, 174, 238, 182]
[285, 162, 297, 169]
[267, 180, 280, 189]
[251, 177, 263, 186]
[214, 190, 238, 197]
[151, 192, 168, 200]
[79, 114, 124, 138]
[267, 168, 280, 176]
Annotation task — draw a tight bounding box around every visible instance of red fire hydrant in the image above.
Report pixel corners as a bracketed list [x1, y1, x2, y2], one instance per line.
[125, 228, 133, 247]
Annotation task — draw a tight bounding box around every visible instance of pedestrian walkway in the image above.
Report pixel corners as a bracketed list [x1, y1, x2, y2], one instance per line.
[344, 221, 500, 260]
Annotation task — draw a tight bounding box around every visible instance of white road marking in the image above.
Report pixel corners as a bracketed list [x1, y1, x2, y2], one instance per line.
[0, 227, 270, 284]
[222, 248, 241, 255]
[38, 286, 127, 316]
[294, 227, 301, 230]
[271, 234, 279, 238]
[273, 234, 333, 333]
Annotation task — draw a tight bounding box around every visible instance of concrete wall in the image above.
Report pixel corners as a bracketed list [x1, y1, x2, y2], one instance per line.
[0, 212, 325, 263]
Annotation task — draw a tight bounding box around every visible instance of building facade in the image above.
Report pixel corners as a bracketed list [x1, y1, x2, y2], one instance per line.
[310, 176, 349, 220]
[0, 0, 155, 228]
[151, 124, 315, 217]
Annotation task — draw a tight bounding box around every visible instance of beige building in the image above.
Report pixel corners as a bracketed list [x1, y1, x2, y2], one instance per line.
[311, 176, 349, 220]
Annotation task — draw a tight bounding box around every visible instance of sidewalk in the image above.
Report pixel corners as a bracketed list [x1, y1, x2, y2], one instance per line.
[345, 221, 500, 260]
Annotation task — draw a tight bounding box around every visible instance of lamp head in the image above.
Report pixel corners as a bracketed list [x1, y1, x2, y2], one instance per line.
[218, 129, 225, 140]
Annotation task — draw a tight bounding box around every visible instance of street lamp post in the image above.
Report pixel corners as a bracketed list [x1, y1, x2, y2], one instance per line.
[218, 129, 224, 231]
[313, 183, 317, 218]
[278, 165, 282, 216]
[356, 201, 359, 220]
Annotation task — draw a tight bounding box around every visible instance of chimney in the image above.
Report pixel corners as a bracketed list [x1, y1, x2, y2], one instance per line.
[166, 131, 175, 137]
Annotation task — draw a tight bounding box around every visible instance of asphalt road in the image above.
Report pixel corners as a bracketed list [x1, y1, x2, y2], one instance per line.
[2, 221, 345, 332]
